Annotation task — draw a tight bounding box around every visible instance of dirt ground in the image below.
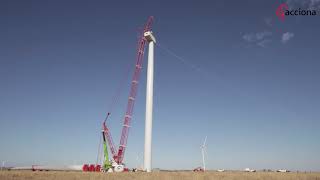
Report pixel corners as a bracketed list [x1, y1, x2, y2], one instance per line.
[1, 171, 320, 180]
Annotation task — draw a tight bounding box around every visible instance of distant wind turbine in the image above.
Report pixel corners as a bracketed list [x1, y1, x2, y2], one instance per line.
[1, 161, 5, 171]
[201, 136, 208, 171]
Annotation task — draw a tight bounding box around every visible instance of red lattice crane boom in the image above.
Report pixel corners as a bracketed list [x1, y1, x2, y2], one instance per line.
[102, 16, 154, 165]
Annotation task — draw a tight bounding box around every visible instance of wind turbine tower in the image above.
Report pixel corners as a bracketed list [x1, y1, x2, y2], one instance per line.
[201, 136, 207, 171]
[143, 30, 156, 172]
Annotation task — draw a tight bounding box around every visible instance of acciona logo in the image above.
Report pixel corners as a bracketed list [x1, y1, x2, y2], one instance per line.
[276, 3, 318, 21]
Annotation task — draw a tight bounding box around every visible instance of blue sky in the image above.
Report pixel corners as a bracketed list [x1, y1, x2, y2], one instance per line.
[1, 0, 320, 171]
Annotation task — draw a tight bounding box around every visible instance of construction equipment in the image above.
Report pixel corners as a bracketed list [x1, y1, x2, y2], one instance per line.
[101, 113, 113, 172]
[90, 16, 154, 173]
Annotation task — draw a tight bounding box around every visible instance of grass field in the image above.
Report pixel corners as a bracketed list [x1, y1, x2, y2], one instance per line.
[1, 171, 320, 180]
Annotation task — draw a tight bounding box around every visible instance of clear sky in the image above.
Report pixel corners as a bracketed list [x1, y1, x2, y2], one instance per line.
[1, 0, 319, 171]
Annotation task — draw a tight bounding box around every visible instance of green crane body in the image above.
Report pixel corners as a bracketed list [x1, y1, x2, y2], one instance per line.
[102, 131, 112, 170]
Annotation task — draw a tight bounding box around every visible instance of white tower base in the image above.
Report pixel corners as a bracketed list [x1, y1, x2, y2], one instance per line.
[143, 31, 156, 173]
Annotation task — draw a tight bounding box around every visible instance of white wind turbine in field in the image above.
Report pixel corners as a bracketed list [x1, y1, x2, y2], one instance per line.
[201, 136, 208, 171]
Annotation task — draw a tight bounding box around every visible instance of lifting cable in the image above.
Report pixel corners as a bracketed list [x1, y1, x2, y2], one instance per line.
[106, 59, 135, 117]
[96, 135, 102, 166]
[156, 43, 209, 76]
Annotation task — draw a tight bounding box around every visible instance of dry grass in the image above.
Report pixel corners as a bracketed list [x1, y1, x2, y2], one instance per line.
[0, 171, 320, 180]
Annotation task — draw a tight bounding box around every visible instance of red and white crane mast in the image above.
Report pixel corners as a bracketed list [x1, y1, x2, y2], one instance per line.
[101, 17, 154, 170]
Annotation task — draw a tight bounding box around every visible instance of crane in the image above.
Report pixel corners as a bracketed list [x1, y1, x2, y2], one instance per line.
[101, 16, 154, 172]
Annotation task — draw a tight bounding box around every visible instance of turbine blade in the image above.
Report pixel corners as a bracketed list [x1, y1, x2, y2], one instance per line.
[203, 136, 207, 146]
